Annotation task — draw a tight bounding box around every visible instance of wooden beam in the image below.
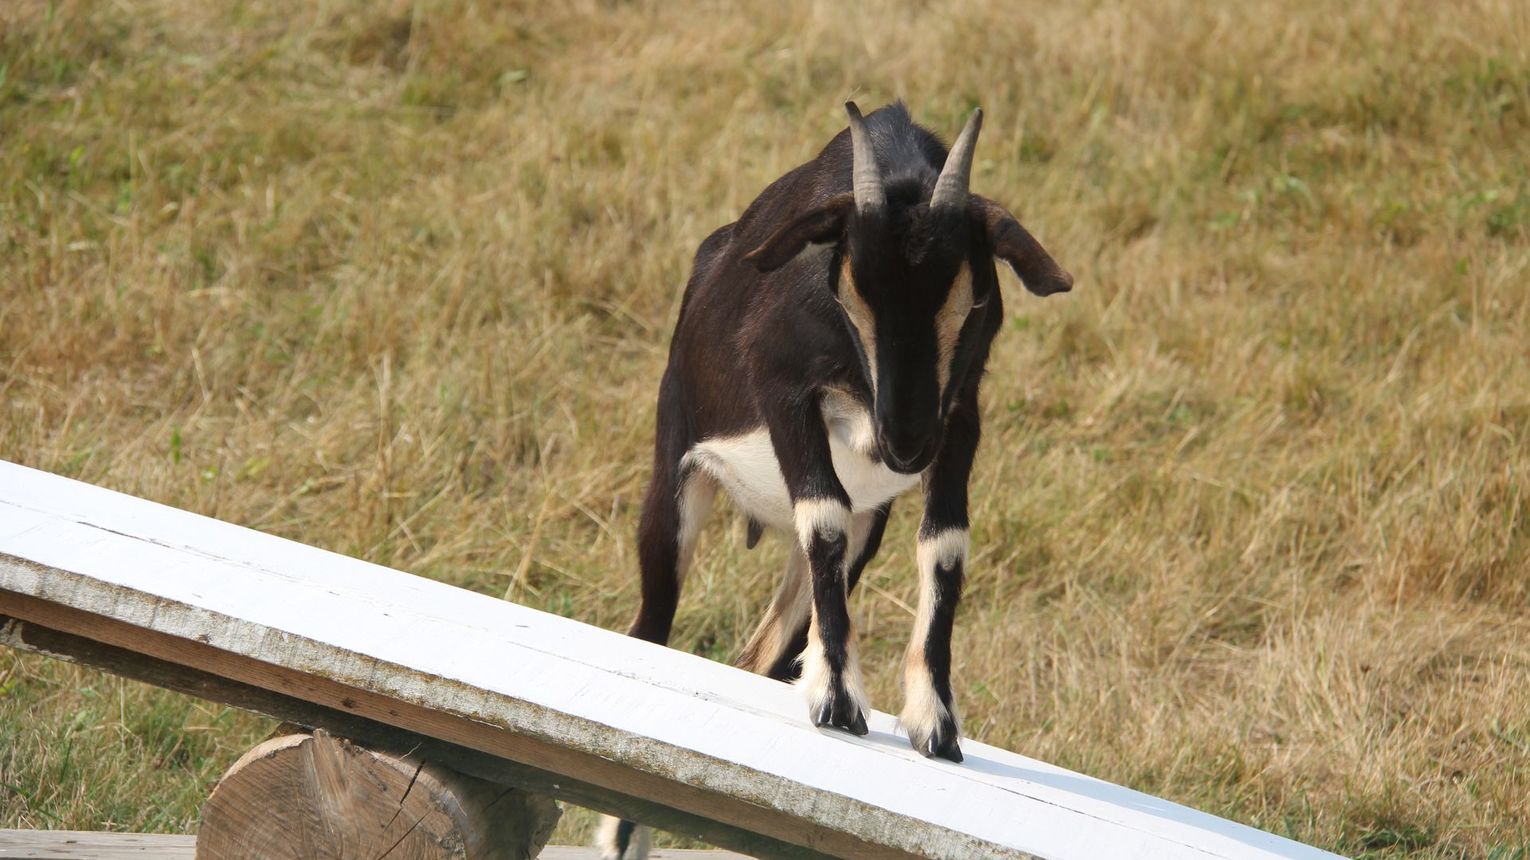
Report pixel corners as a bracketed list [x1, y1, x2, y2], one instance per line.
[0, 614, 811, 859]
[0, 831, 744, 859]
[0, 830, 195, 859]
[0, 461, 1343, 860]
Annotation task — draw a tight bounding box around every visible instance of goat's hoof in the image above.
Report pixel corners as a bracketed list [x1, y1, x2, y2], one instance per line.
[910, 716, 963, 762]
[848, 708, 869, 736]
[925, 732, 963, 762]
[812, 692, 869, 737]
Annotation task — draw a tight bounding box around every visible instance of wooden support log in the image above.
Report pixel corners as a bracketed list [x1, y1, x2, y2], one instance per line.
[197, 730, 559, 860]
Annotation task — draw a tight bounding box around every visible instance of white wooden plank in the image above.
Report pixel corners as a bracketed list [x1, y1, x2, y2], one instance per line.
[0, 461, 1343, 860]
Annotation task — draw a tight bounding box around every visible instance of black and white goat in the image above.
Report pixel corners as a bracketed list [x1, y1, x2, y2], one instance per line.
[600, 100, 1071, 859]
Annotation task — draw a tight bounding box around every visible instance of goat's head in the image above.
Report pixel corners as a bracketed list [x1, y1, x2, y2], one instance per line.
[744, 102, 1073, 474]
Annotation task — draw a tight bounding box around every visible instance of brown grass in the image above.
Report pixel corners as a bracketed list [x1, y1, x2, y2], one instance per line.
[1, 0, 1528, 855]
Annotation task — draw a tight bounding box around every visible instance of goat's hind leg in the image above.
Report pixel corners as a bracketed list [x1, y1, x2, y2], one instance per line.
[627, 447, 714, 646]
[736, 545, 812, 679]
[739, 504, 890, 682]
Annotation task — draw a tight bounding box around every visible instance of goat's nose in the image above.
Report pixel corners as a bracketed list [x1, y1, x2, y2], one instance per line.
[877, 427, 931, 473]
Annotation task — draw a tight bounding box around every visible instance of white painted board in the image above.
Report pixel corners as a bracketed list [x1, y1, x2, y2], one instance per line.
[0, 461, 1344, 860]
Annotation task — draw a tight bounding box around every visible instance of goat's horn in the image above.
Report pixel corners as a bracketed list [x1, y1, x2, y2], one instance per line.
[845, 102, 884, 211]
[931, 107, 983, 211]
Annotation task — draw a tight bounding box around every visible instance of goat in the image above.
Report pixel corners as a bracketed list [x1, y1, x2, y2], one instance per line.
[599, 101, 1072, 860]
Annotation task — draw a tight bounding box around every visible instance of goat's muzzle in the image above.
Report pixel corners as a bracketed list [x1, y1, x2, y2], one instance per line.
[876, 425, 939, 475]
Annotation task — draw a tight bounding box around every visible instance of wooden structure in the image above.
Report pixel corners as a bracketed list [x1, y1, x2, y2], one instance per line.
[0, 461, 1344, 859]
[0, 830, 736, 859]
[197, 728, 560, 859]
[0, 830, 196, 859]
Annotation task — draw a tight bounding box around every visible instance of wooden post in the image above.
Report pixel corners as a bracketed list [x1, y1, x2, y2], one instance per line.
[197, 730, 560, 860]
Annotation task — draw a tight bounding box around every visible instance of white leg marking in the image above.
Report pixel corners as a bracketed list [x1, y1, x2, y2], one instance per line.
[798, 616, 833, 714]
[918, 527, 969, 574]
[674, 474, 716, 586]
[901, 649, 955, 752]
[595, 815, 651, 860]
[901, 528, 968, 748]
[794, 497, 850, 550]
[796, 505, 875, 720]
[629, 826, 652, 860]
[798, 613, 869, 719]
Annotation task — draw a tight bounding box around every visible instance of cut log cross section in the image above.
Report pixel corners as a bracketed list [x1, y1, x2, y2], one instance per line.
[197, 730, 560, 860]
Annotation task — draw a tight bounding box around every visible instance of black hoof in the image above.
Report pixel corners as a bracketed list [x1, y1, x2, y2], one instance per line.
[811, 687, 868, 736]
[847, 708, 868, 736]
[926, 732, 963, 763]
[912, 716, 963, 762]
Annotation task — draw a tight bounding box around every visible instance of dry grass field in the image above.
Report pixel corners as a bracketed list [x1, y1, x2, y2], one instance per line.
[2, 0, 1527, 855]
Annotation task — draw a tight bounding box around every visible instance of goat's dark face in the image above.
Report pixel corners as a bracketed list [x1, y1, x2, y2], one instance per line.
[743, 102, 1073, 474]
[839, 202, 977, 473]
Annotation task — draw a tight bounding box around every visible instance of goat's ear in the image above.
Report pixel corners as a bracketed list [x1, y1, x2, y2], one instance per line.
[975, 198, 1074, 296]
[742, 194, 854, 272]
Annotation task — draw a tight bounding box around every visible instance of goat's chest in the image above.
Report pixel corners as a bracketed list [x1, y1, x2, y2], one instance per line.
[683, 392, 920, 530]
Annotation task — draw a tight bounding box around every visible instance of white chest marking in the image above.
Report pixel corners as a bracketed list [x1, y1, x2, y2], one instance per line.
[682, 392, 920, 531]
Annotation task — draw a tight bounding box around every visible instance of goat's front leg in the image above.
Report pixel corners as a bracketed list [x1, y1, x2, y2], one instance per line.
[902, 393, 979, 762]
[766, 392, 868, 735]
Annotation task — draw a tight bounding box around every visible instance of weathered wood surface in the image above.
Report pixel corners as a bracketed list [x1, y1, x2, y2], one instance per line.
[0, 461, 1344, 860]
[0, 618, 798, 858]
[0, 831, 740, 859]
[0, 830, 196, 859]
[197, 730, 560, 860]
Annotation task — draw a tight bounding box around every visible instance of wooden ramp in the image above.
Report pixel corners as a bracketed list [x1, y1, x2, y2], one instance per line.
[0, 462, 1343, 860]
